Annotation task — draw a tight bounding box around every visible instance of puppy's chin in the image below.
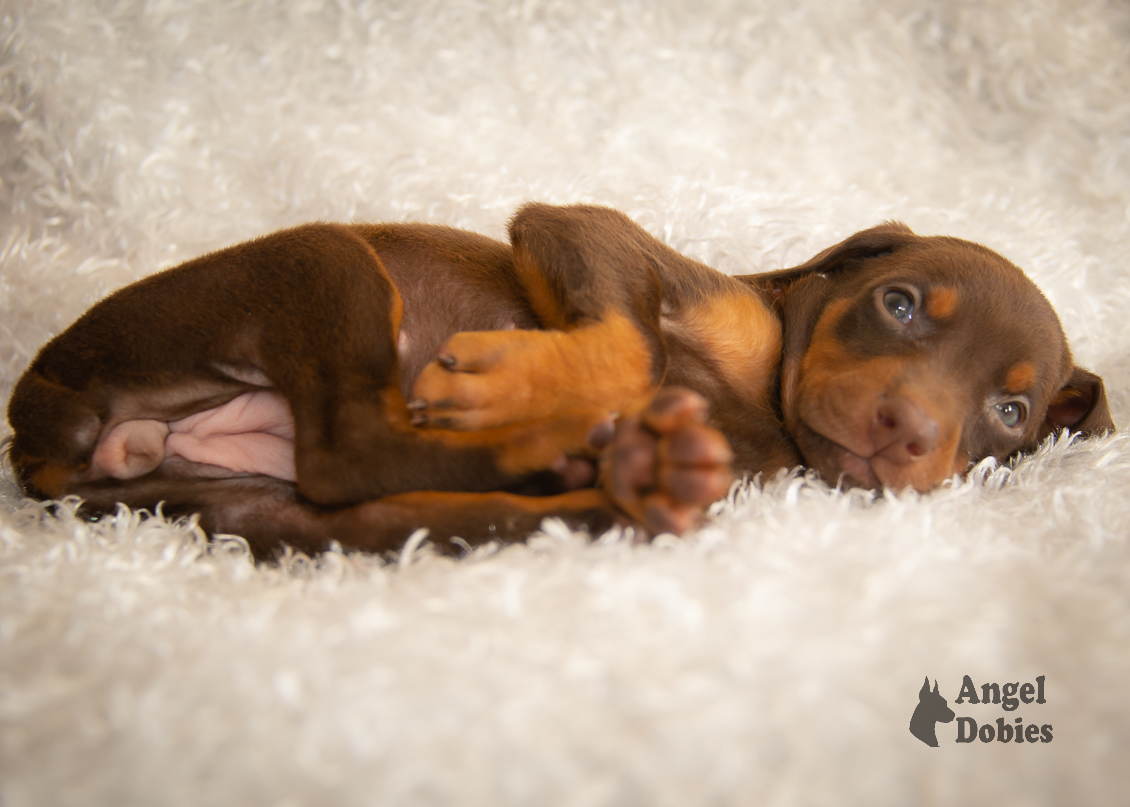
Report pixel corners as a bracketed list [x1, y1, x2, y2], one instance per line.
[791, 422, 882, 491]
[794, 421, 971, 493]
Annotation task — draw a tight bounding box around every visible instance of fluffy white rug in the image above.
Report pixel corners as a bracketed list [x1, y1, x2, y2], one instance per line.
[3, 1, 1129, 803]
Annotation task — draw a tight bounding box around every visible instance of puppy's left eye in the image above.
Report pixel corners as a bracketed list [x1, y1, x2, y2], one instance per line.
[994, 401, 1026, 429]
[883, 289, 914, 324]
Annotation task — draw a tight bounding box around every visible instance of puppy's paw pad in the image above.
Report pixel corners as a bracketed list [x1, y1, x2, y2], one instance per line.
[603, 388, 733, 537]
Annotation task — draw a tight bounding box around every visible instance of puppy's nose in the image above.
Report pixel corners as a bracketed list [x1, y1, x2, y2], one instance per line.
[870, 396, 939, 464]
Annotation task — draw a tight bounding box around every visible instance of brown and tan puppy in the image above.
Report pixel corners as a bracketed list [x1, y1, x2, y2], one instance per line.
[5, 204, 1112, 559]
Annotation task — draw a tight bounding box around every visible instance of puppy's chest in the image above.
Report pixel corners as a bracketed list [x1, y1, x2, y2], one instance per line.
[661, 290, 782, 405]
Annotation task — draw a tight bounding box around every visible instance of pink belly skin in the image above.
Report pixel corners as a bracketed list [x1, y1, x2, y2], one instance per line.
[91, 391, 296, 481]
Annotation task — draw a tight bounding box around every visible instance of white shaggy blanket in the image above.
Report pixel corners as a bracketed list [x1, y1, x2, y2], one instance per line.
[3, 1, 1130, 803]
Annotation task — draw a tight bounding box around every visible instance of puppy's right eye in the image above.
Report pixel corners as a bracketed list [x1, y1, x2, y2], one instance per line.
[883, 290, 914, 324]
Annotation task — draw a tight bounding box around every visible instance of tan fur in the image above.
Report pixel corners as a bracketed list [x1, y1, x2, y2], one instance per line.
[668, 290, 782, 410]
[1006, 363, 1037, 394]
[926, 287, 958, 319]
[411, 311, 656, 430]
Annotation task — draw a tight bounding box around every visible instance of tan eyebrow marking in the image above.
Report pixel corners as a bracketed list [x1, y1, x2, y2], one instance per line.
[1006, 362, 1036, 394]
[926, 287, 958, 319]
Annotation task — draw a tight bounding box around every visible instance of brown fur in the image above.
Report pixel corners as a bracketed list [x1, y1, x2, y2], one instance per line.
[6, 205, 1112, 559]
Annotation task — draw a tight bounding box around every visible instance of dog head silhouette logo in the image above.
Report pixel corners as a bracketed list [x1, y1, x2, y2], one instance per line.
[910, 677, 955, 747]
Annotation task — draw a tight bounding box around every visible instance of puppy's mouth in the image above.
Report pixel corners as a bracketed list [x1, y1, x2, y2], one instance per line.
[793, 422, 882, 490]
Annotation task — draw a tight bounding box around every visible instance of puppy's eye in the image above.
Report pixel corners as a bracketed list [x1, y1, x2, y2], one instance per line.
[883, 289, 914, 324]
[994, 401, 1025, 429]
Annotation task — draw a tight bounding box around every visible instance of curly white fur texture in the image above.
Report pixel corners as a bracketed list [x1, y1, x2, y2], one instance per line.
[2, 1, 1130, 804]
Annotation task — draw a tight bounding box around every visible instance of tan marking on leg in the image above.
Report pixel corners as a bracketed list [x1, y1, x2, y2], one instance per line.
[28, 462, 79, 499]
[388, 280, 404, 342]
[381, 488, 610, 517]
[412, 311, 657, 430]
[384, 387, 607, 476]
[512, 243, 570, 330]
[431, 411, 609, 477]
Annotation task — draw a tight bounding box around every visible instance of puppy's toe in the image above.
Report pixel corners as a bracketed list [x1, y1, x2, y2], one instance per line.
[409, 362, 489, 429]
[660, 465, 733, 506]
[660, 422, 733, 468]
[601, 390, 734, 538]
[641, 387, 710, 433]
[641, 495, 702, 536]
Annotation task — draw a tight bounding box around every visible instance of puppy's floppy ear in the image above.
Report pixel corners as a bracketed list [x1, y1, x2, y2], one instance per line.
[746, 220, 916, 287]
[1040, 366, 1114, 440]
[745, 222, 920, 421]
[739, 222, 918, 362]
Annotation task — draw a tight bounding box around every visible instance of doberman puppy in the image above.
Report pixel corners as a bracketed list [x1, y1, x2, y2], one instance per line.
[5, 204, 1112, 559]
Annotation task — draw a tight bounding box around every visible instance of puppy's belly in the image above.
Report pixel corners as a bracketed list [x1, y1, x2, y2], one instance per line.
[92, 391, 296, 481]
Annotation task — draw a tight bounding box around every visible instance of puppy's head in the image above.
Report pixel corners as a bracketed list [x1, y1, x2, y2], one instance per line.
[762, 223, 1112, 492]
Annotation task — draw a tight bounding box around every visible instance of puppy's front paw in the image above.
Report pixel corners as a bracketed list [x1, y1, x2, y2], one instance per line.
[603, 387, 733, 537]
[409, 330, 538, 430]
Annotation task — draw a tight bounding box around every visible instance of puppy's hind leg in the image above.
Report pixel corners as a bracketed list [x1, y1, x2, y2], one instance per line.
[216, 225, 597, 504]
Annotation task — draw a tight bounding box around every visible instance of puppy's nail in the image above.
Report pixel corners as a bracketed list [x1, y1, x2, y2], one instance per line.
[410, 414, 427, 426]
[437, 354, 457, 369]
[407, 399, 427, 410]
[587, 419, 616, 449]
